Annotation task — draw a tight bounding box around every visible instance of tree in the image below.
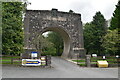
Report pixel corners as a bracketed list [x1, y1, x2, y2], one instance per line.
[83, 11, 107, 55]
[91, 11, 107, 55]
[83, 23, 96, 54]
[110, 1, 120, 30]
[47, 32, 63, 56]
[92, 11, 107, 35]
[102, 29, 119, 55]
[2, 2, 25, 55]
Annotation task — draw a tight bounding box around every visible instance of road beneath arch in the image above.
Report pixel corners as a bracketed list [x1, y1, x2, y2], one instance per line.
[2, 57, 118, 78]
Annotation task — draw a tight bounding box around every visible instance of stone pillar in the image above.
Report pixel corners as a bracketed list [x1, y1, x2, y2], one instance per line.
[86, 55, 91, 67]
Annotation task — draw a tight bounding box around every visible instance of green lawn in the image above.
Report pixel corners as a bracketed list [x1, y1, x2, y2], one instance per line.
[1, 56, 21, 65]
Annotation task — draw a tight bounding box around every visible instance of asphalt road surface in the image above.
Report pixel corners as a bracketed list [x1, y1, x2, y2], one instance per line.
[2, 57, 118, 78]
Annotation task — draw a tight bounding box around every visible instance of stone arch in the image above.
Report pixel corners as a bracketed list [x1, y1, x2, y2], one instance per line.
[41, 27, 70, 58]
[23, 9, 85, 59]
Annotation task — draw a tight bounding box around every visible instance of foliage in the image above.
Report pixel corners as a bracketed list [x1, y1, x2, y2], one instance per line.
[102, 29, 119, 55]
[47, 32, 63, 56]
[42, 47, 56, 56]
[83, 23, 96, 54]
[91, 11, 107, 55]
[31, 35, 53, 55]
[84, 3, 119, 56]
[84, 11, 107, 55]
[92, 11, 107, 34]
[2, 2, 25, 55]
[110, 1, 120, 30]
[31, 31, 63, 56]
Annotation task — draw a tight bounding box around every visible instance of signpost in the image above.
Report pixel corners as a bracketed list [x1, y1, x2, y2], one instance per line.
[22, 52, 41, 66]
[22, 59, 41, 66]
[22, 51, 51, 67]
[31, 52, 38, 58]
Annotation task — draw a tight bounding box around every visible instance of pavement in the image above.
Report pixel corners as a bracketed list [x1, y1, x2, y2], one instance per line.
[2, 57, 118, 78]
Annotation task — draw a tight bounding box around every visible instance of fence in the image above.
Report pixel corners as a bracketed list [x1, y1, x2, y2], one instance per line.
[1, 55, 21, 65]
[75, 56, 119, 67]
[1, 55, 51, 66]
[91, 56, 119, 67]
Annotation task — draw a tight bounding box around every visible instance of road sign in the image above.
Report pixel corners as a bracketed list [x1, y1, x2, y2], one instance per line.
[22, 59, 41, 66]
[31, 52, 38, 58]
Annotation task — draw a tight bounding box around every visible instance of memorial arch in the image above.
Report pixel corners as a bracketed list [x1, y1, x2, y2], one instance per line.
[23, 9, 85, 59]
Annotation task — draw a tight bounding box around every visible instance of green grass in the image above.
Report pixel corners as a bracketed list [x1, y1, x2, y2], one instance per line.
[72, 58, 117, 62]
[1, 56, 21, 65]
[106, 59, 117, 61]
[72, 60, 85, 62]
[72, 59, 117, 62]
[2, 56, 21, 59]
[1, 59, 11, 62]
[79, 63, 86, 66]
[2, 62, 12, 64]
[72, 58, 118, 66]
[1, 61, 21, 64]
[72, 56, 118, 67]
[91, 59, 117, 62]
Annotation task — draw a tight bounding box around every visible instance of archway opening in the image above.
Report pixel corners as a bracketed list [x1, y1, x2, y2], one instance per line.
[42, 31, 64, 56]
[40, 27, 71, 58]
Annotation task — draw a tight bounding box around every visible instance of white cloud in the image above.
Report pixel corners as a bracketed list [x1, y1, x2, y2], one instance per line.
[27, 0, 118, 23]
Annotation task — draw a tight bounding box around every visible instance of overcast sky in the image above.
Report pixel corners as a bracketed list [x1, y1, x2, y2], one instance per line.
[27, 0, 118, 23]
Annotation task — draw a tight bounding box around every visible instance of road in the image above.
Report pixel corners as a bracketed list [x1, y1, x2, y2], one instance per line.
[2, 57, 118, 78]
